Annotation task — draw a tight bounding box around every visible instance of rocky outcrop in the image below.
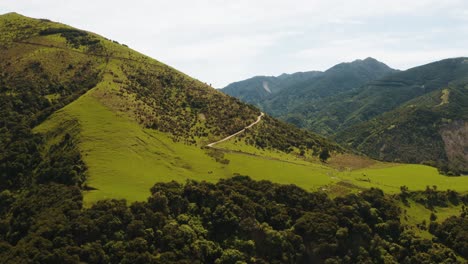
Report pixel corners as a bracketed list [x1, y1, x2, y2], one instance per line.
[440, 120, 468, 173]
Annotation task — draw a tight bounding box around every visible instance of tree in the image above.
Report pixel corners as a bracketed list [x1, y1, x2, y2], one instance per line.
[319, 148, 331, 162]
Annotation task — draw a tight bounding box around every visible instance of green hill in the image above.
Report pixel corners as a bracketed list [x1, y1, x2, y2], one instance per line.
[0, 13, 345, 204]
[309, 58, 468, 173]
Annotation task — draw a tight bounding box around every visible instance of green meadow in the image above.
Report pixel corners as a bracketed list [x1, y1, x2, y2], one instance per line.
[341, 164, 468, 194]
[36, 87, 334, 206]
[34, 66, 468, 206]
[400, 199, 463, 239]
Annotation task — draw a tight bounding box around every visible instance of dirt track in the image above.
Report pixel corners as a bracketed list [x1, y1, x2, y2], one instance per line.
[206, 112, 264, 147]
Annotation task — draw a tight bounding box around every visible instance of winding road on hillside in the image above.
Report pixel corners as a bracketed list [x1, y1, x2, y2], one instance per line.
[207, 112, 264, 147]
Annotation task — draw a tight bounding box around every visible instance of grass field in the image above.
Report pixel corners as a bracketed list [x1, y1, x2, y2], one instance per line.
[36, 81, 468, 206]
[34, 59, 468, 206]
[34, 76, 333, 205]
[400, 199, 463, 239]
[341, 164, 468, 194]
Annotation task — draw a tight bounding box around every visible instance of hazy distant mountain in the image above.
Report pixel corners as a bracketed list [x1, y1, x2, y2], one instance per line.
[222, 57, 397, 129]
[260, 57, 397, 118]
[333, 58, 468, 173]
[224, 58, 468, 173]
[221, 71, 323, 107]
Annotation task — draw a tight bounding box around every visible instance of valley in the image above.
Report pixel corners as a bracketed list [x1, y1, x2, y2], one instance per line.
[0, 12, 467, 263]
[33, 68, 467, 205]
[223, 58, 468, 175]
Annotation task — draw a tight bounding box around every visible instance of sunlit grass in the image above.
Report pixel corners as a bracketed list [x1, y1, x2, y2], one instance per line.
[36, 83, 468, 206]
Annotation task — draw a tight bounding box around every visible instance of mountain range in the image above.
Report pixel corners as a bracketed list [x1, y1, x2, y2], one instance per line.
[222, 58, 468, 174]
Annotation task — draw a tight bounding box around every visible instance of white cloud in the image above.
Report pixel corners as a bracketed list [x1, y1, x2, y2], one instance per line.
[2, 0, 468, 86]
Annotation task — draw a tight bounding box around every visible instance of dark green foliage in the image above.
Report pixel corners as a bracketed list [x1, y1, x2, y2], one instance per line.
[433, 216, 468, 258]
[336, 80, 468, 173]
[240, 115, 343, 156]
[224, 57, 468, 172]
[0, 177, 464, 263]
[40, 27, 102, 51]
[319, 149, 330, 162]
[35, 133, 87, 186]
[39, 27, 86, 36]
[0, 33, 102, 190]
[399, 186, 467, 210]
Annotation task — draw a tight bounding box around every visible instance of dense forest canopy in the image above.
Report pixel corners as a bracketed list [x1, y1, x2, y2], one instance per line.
[0, 176, 467, 263]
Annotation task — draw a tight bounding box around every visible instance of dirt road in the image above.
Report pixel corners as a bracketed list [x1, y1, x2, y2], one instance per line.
[206, 112, 264, 147]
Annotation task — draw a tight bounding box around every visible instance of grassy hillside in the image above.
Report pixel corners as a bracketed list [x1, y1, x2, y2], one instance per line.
[0, 13, 349, 203]
[34, 83, 337, 205]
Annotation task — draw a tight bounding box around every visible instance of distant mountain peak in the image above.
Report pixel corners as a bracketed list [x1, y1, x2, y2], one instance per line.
[325, 57, 395, 75]
[350, 57, 385, 65]
[363, 57, 378, 62]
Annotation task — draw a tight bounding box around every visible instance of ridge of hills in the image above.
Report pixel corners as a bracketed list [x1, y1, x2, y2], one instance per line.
[223, 57, 468, 174]
[262, 57, 398, 120]
[222, 57, 396, 115]
[221, 70, 323, 106]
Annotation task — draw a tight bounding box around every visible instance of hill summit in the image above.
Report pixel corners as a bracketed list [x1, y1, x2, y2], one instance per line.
[0, 13, 342, 202]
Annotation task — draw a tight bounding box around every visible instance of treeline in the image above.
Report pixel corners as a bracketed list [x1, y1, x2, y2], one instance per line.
[1, 176, 466, 263]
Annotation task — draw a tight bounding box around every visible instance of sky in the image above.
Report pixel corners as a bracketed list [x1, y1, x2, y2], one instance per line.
[2, 0, 468, 87]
